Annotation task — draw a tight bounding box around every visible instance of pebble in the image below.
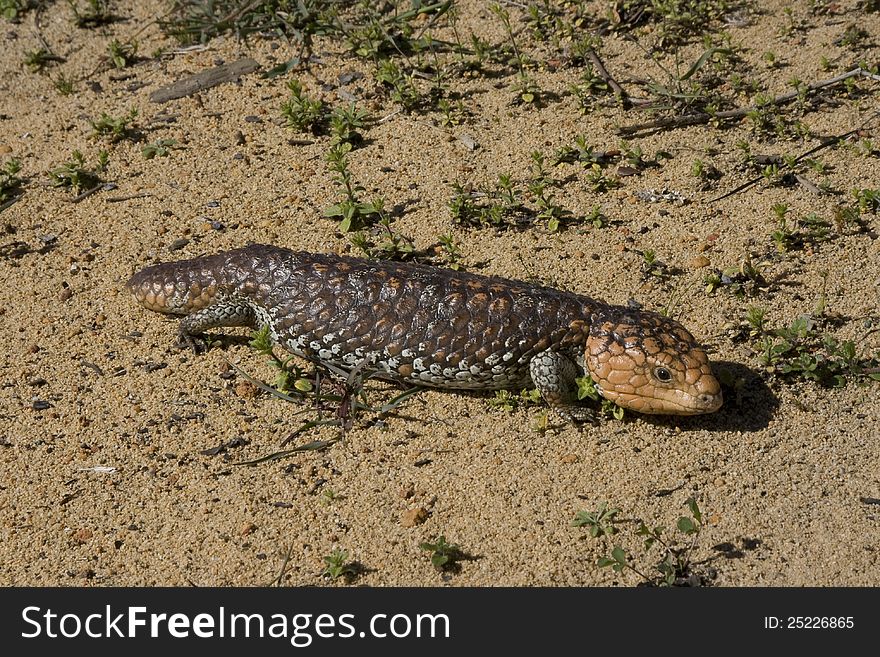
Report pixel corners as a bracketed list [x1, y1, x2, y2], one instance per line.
[400, 507, 429, 527]
[234, 381, 258, 399]
[690, 255, 711, 268]
[70, 528, 93, 544]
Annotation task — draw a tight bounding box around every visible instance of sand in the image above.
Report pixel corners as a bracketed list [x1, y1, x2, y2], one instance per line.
[0, 0, 878, 586]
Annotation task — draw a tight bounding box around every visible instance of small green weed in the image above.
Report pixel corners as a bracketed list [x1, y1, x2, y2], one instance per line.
[91, 109, 138, 143]
[436, 233, 462, 270]
[487, 388, 542, 412]
[348, 214, 414, 261]
[49, 150, 108, 194]
[281, 79, 324, 132]
[324, 142, 386, 232]
[576, 376, 624, 420]
[108, 39, 137, 69]
[24, 48, 65, 72]
[704, 256, 768, 297]
[577, 497, 709, 586]
[250, 324, 313, 394]
[69, 0, 116, 27]
[0, 158, 22, 207]
[322, 548, 358, 581]
[329, 103, 368, 146]
[756, 314, 880, 387]
[141, 139, 178, 159]
[1, 0, 31, 21]
[573, 503, 619, 538]
[420, 535, 464, 571]
[53, 73, 76, 95]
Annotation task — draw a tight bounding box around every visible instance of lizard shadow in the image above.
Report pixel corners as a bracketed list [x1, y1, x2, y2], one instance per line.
[640, 360, 778, 432]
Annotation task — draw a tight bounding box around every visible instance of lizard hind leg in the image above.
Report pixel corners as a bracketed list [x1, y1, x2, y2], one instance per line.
[529, 349, 596, 424]
[176, 295, 262, 352]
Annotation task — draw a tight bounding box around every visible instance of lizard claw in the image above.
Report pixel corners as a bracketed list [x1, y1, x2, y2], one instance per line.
[176, 330, 207, 354]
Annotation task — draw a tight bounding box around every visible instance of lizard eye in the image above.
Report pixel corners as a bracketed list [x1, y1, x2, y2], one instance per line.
[653, 366, 673, 383]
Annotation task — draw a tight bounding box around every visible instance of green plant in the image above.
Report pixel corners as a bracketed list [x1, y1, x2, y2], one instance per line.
[281, 79, 324, 132]
[419, 535, 464, 571]
[49, 150, 108, 194]
[640, 249, 673, 280]
[108, 39, 137, 69]
[349, 213, 414, 261]
[583, 205, 606, 228]
[376, 59, 421, 109]
[249, 324, 313, 394]
[322, 548, 357, 580]
[528, 154, 568, 231]
[573, 503, 619, 538]
[53, 73, 75, 95]
[329, 103, 368, 146]
[24, 48, 65, 72]
[0, 158, 22, 207]
[320, 488, 343, 504]
[576, 375, 624, 420]
[571, 62, 611, 111]
[487, 388, 542, 412]
[69, 0, 116, 27]
[160, 0, 337, 46]
[437, 233, 462, 270]
[490, 2, 541, 106]
[704, 257, 768, 297]
[757, 314, 880, 387]
[437, 98, 466, 127]
[1, 0, 31, 21]
[90, 108, 138, 142]
[585, 163, 619, 192]
[577, 497, 708, 586]
[324, 142, 386, 232]
[141, 139, 178, 159]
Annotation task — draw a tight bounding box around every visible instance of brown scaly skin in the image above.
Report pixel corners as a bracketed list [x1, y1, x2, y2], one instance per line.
[126, 245, 722, 419]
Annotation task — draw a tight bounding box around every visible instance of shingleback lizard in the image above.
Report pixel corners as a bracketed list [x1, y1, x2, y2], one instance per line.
[126, 245, 722, 420]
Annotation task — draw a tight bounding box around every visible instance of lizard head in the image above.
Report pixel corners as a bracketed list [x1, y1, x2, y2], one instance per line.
[584, 309, 722, 415]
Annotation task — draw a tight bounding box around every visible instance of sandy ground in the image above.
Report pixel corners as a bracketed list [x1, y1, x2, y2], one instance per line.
[0, 0, 878, 586]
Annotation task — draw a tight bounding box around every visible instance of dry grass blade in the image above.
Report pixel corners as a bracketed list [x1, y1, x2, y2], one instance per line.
[226, 359, 310, 407]
[234, 437, 340, 466]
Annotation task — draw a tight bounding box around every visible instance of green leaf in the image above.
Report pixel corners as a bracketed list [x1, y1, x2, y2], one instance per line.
[261, 57, 301, 79]
[687, 497, 702, 523]
[294, 379, 313, 392]
[611, 546, 627, 565]
[677, 516, 695, 534]
[680, 48, 732, 81]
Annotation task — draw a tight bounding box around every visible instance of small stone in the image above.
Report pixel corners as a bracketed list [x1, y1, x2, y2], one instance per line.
[400, 507, 429, 527]
[690, 255, 710, 269]
[234, 380, 258, 399]
[70, 528, 93, 544]
[0, 144, 11, 154]
[59, 286, 73, 302]
[560, 453, 579, 464]
[241, 522, 257, 536]
[398, 483, 415, 499]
